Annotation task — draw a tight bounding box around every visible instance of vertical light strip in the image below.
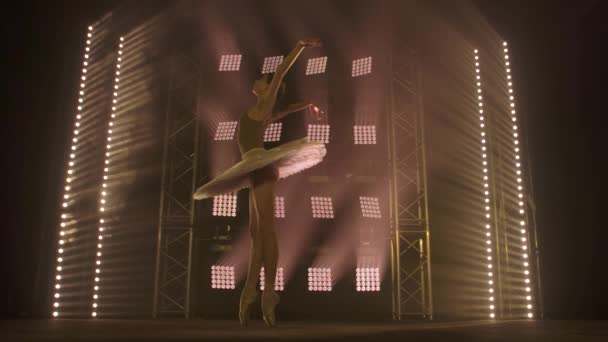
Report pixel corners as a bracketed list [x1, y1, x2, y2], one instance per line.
[473, 49, 496, 319]
[502, 41, 534, 319]
[52, 25, 95, 318]
[91, 36, 124, 318]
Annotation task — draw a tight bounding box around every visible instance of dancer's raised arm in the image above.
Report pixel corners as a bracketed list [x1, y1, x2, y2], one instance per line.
[253, 39, 321, 120]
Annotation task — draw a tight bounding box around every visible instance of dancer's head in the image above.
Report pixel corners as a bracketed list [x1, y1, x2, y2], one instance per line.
[252, 73, 286, 99]
[252, 74, 269, 96]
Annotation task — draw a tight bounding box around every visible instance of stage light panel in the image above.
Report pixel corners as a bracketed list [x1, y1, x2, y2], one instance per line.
[211, 265, 235, 289]
[356, 267, 381, 292]
[352, 56, 373, 77]
[214, 121, 238, 141]
[264, 122, 282, 142]
[260, 267, 284, 291]
[262, 55, 283, 74]
[307, 267, 332, 292]
[306, 56, 328, 75]
[311, 196, 334, 219]
[307, 124, 330, 144]
[213, 193, 237, 217]
[274, 196, 285, 218]
[219, 54, 242, 72]
[360, 196, 381, 218]
[354, 125, 377, 145]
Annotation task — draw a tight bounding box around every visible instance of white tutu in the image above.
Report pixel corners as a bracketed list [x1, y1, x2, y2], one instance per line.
[193, 137, 326, 200]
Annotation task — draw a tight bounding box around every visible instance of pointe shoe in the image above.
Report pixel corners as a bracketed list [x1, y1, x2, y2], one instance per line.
[239, 304, 252, 326]
[239, 291, 257, 326]
[262, 290, 279, 327]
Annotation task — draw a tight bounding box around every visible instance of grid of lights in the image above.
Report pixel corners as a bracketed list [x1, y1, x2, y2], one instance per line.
[53, 25, 96, 319]
[353, 125, 377, 145]
[264, 122, 282, 142]
[91, 36, 125, 318]
[218, 54, 242, 72]
[356, 267, 380, 292]
[306, 56, 328, 75]
[211, 265, 236, 289]
[307, 267, 332, 292]
[311, 196, 334, 219]
[473, 49, 497, 319]
[260, 267, 285, 291]
[503, 41, 534, 319]
[274, 196, 285, 218]
[214, 121, 238, 141]
[359, 196, 381, 218]
[262, 55, 284, 74]
[307, 124, 330, 144]
[212, 193, 237, 217]
[352, 57, 373, 77]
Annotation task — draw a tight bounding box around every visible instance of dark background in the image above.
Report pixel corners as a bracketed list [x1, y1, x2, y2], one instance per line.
[4, 0, 606, 319]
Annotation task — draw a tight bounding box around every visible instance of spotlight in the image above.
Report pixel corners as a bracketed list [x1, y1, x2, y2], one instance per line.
[352, 56, 373, 77]
[353, 125, 377, 145]
[263, 122, 282, 142]
[306, 56, 328, 75]
[218, 54, 242, 71]
[214, 121, 238, 141]
[311, 196, 334, 218]
[307, 124, 330, 144]
[262, 55, 284, 74]
[212, 193, 237, 217]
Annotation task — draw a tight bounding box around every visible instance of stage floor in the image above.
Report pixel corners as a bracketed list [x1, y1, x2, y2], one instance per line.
[1, 319, 607, 341]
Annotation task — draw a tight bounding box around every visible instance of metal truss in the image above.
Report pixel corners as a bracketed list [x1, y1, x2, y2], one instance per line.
[153, 53, 201, 318]
[387, 41, 433, 320]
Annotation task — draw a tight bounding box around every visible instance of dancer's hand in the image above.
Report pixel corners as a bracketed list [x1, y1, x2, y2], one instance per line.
[299, 38, 322, 48]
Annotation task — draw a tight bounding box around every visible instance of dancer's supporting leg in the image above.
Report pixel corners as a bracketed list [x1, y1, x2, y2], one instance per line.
[239, 189, 263, 325]
[252, 171, 279, 326]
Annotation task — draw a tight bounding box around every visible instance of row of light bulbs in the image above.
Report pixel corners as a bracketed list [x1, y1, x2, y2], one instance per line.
[91, 35, 125, 318]
[502, 41, 534, 319]
[473, 48, 497, 319]
[473, 42, 534, 319]
[52, 25, 97, 318]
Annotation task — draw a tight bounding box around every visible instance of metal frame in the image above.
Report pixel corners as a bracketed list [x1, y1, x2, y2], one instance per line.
[387, 41, 433, 319]
[153, 53, 201, 318]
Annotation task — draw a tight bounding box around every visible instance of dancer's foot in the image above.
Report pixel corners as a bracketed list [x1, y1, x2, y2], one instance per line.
[239, 290, 257, 326]
[262, 290, 279, 327]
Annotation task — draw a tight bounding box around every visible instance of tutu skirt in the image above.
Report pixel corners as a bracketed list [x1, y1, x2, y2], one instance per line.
[193, 137, 326, 200]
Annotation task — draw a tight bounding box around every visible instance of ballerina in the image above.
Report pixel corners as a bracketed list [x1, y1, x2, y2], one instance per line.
[193, 38, 325, 327]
